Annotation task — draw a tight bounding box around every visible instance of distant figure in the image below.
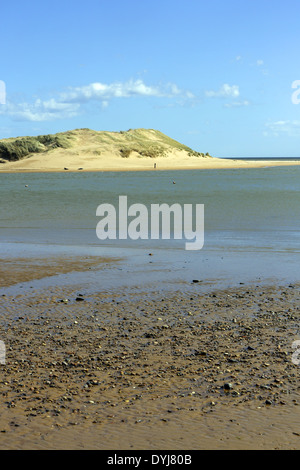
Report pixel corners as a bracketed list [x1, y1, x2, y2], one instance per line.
[154, 163, 156, 169]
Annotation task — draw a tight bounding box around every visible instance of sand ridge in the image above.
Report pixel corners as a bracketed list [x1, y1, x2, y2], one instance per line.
[1, 127, 300, 172]
[2, 152, 300, 173]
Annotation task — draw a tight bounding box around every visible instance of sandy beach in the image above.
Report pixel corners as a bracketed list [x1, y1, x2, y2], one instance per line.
[1, 151, 300, 173]
[1, 128, 300, 173]
[0, 257, 300, 450]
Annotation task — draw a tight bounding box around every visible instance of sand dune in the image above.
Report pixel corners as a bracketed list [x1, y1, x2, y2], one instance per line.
[0, 128, 299, 172]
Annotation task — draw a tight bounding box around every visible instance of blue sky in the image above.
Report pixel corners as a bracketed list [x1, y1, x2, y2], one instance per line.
[1, 0, 300, 157]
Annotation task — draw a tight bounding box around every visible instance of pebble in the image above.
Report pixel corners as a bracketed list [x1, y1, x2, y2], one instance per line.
[0, 281, 299, 446]
[223, 383, 233, 390]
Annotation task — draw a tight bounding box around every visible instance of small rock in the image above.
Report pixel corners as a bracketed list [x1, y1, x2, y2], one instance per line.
[194, 350, 207, 356]
[223, 383, 233, 390]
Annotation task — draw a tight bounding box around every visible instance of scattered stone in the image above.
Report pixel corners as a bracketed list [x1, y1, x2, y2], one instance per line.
[0, 282, 299, 448]
[223, 383, 233, 390]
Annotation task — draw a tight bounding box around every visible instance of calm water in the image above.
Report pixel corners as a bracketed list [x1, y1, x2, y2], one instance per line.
[0, 167, 299, 290]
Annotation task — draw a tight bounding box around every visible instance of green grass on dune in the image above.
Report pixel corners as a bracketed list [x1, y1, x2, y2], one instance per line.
[0, 128, 211, 162]
[0, 133, 74, 162]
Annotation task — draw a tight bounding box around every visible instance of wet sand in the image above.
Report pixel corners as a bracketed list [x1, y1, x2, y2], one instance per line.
[0, 256, 120, 288]
[0, 260, 299, 450]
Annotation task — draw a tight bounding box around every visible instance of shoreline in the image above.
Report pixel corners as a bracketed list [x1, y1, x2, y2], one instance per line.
[0, 255, 121, 289]
[1, 243, 299, 299]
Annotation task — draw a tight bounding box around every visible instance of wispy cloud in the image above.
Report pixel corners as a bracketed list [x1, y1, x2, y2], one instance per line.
[265, 120, 300, 137]
[60, 80, 185, 102]
[205, 83, 250, 108]
[205, 83, 240, 98]
[255, 58, 269, 75]
[2, 99, 80, 122]
[0, 79, 194, 122]
[224, 100, 250, 108]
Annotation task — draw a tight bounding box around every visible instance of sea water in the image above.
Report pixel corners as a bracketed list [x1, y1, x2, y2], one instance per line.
[0, 166, 299, 291]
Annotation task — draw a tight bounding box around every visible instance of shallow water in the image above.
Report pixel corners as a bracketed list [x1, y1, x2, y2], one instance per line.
[0, 167, 299, 291]
[1, 168, 300, 450]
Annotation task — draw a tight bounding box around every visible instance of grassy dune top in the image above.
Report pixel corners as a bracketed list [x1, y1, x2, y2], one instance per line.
[0, 128, 211, 163]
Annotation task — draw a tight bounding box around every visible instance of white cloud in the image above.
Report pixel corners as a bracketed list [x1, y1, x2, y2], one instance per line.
[265, 120, 300, 136]
[257, 60, 264, 66]
[205, 83, 240, 98]
[60, 80, 164, 102]
[60, 79, 194, 102]
[0, 99, 80, 122]
[0, 79, 194, 122]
